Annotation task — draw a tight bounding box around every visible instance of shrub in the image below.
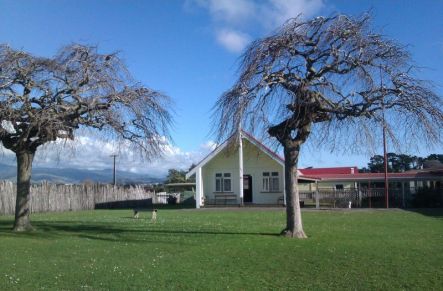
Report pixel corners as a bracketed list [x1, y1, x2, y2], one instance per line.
[411, 187, 443, 208]
[167, 195, 177, 205]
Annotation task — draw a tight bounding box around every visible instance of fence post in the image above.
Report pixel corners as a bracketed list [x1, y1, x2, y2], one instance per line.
[315, 190, 320, 209]
[355, 189, 359, 208]
[401, 182, 406, 208]
[0, 180, 156, 215]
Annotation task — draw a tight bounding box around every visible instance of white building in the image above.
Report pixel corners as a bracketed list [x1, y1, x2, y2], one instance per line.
[186, 131, 317, 208]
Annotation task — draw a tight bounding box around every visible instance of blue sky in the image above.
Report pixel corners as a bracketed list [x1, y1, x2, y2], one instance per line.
[1, 0, 442, 176]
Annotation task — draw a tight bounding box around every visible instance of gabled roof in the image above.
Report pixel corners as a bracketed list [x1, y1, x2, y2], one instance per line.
[186, 131, 320, 182]
[186, 131, 284, 179]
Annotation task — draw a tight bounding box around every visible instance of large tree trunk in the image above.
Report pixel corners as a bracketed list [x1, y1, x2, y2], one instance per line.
[281, 142, 307, 238]
[13, 150, 35, 232]
[267, 95, 314, 238]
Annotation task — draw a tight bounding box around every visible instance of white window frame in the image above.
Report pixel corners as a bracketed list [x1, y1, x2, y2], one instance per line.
[215, 172, 232, 192]
[262, 171, 280, 192]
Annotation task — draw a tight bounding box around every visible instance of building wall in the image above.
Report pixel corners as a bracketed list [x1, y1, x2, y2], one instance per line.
[316, 181, 356, 190]
[293, 180, 356, 192]
[299, 182, 314, 191]
[308, 179, 442, 191]
[202, 138, 284, 204]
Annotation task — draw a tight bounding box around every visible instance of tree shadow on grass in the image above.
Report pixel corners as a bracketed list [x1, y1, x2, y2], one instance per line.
[0, 219, 279, 243]
[406, 208, 443, 219]
[0, 219, 134, 239]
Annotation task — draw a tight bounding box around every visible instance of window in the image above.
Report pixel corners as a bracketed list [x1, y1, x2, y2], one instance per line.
[215, 173, 222, 192]
[215, 172, 231, 192]
[270, 172, 279, 191]
[262, 172, 269, 191]
[263, 172, 279, 192]
[335, 184, 344, 190]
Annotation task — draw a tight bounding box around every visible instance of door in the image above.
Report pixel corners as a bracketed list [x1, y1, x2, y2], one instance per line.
[243, 175, 253, 203]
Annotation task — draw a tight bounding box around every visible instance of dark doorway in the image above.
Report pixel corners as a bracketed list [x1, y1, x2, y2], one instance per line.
[243, 175, 253, 203]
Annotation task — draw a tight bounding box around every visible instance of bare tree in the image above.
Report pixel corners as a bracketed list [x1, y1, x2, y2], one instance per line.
[0, 44, 172, 231]
[213, 14, 443, 238]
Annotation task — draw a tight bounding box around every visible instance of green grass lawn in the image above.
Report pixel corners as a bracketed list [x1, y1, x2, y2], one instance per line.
[0, 208, 442, 290]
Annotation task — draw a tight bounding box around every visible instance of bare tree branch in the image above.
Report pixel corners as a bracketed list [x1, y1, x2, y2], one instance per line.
[0, 44, 172, 157]
[0, 44, 173, 231]
[212, 13, 443, 238]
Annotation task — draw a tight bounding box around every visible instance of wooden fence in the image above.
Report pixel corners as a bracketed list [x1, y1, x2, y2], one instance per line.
[300, 187, 412, 208]
[0, 181, 154, 215]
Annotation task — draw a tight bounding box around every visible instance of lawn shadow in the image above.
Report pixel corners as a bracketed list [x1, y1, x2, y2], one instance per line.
[138, 228, 279, 237]
[406, 208, 443, 219]
[0, 219, 190, 244]
[0, 219, 280, 243]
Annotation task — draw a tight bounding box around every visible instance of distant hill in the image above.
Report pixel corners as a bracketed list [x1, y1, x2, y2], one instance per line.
[0, 163, 163, 184]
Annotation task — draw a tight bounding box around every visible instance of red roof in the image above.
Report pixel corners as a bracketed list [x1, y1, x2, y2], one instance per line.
[299, 167, 443, 181]
[300, 166, 359, 175]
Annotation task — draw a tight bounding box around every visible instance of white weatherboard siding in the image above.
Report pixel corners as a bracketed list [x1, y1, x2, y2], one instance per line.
[202, 138, 284, 204]
[202, 145, 240, 204]
[297, 181, 356, 191]
[196, 167, 203, 208]
[238, 133, 244, 203]
[317, 181, 355, 189]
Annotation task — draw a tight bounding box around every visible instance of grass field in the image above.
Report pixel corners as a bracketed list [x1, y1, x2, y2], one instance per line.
[0, 208, 442, 290]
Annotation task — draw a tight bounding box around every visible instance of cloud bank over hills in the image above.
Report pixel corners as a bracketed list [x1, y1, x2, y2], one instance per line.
[0, 163, 164, 184]
[0, 134, 217, 182]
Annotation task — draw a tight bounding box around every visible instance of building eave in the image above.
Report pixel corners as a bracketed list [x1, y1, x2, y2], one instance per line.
[186, 131, 287, 179]
[185, 140, 229, 179]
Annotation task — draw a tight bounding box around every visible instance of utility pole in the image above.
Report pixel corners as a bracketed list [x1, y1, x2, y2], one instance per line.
[383, 121, 389, 208]
[110, 154, 117, 186]
[238, 90, 245, 206]
[381, 67, 389, 208]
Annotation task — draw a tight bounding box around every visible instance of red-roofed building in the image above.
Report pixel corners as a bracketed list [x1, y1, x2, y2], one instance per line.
[186, 131, 442, 208]
[300, 166, 359, 175]
[299, 167, 443, 187]
[298, 166, 443, 207]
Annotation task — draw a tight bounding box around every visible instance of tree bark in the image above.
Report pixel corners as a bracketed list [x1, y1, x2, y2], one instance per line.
[13, 150, 35, 232]
[281, 142, 307, 238]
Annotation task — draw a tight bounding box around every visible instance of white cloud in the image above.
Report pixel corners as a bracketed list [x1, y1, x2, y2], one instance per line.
[216, 29, 251, 53]
[261, 0, 326, 29]
[187, 0, 326, 53]
[201, 140, 217, 151]
[0, 135, 216, 178]
[197, 0, 256, 24]
[0, 146, 15, 160]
